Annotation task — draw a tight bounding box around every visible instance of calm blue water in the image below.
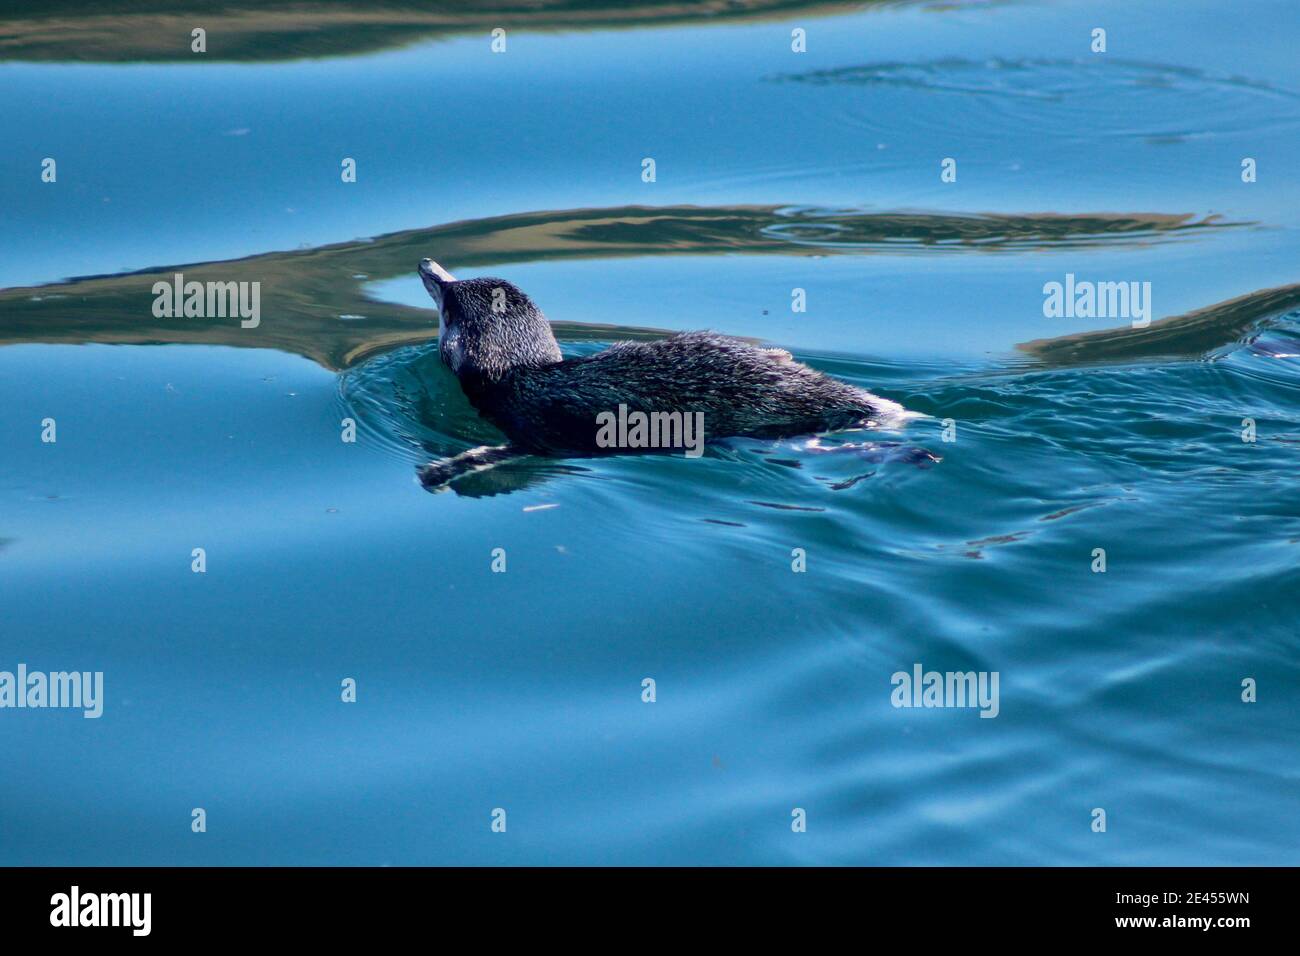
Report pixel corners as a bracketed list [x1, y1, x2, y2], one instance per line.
[2, 0, 1298, 865]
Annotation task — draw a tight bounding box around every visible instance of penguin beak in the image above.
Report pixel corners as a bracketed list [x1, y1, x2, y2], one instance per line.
[419, 258, 456, 285]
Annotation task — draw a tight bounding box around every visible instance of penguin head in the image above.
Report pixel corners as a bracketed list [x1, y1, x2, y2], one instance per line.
[419, 259, 562, 382]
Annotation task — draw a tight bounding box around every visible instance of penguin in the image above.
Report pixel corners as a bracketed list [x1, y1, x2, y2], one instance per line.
[415, 258, 911, 488]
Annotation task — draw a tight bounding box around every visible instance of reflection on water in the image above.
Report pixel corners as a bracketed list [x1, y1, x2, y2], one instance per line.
[2, 0, 1299, 866]
[1020, 282, 1300, 364]
[0, 204, 1256, 369]
[0, 0, 872, 62]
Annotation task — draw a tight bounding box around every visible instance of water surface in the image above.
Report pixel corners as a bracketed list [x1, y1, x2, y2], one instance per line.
[2, 0, 1298, 865]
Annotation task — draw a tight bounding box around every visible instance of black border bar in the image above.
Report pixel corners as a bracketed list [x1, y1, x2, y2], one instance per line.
[0, 866, 1279, 940]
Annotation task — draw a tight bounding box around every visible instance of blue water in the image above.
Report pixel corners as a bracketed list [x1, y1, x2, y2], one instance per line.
[1, 0, 1298, 865]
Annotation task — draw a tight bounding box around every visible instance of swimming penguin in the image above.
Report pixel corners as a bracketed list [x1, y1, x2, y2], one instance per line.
[415, 258, 911, 488]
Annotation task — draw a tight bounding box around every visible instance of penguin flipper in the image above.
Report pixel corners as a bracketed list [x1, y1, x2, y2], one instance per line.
[418, 444, 523, 492]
